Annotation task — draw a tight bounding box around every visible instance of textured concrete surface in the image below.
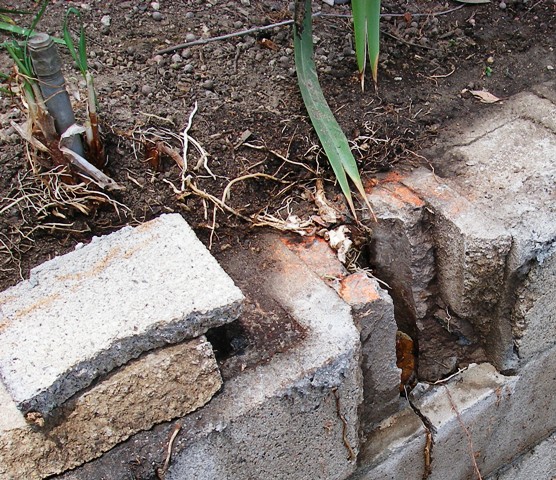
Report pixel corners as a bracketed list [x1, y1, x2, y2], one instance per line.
[352, 407, 426, 480]
[0, 214, 243, 415]
[54, 233, 363, 480]
[285, 236, 401, 432]
[487, 430, 556, 480]
[340, 272, 400, 433]
[0, 337, 221, 480]
[355, 351, 556, 480]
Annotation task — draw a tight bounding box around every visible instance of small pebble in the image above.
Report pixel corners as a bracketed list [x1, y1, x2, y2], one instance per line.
[186, 33, 197, 42]
[100, 15, 111, 27]
[202, 79, 214, 90]
[499, 1, 507, 8]
[184, 63, 194, 73]
[185, 12, 194, 19]
[171, 53, 182, 63]
[141, 84, 153, 95]
[150, 1, 160, 11]
[548, 65, 554, 71]
[152, 11, 163, 21]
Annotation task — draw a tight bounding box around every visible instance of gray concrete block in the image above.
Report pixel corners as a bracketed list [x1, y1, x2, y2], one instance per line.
[284, 236, 401, 431]
[0, 214, 243, 416]
[351, 407, 426, 480]
[487, 430, 556, 480]
[401, 169, 514, 371]
[0, 337, 221, 480]
[53, 233, 363, 480]
[365, 178, 486, 381]
[339, 272, 400, 433]
[411, 348, 556, 479]
[513, 248, 556, 360]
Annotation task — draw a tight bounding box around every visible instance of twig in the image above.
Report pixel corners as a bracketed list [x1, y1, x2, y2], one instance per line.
[332, 388, 356, 461]
[160, 423, 181, 478]
[444, 386, 483, 480]
[155, 6, 465, 55]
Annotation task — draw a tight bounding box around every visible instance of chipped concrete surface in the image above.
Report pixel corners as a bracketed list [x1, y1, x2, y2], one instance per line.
[0, 214, 243, 415]
[0, 337, 221, 479]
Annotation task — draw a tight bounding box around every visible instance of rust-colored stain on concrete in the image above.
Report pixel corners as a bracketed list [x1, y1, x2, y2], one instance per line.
[281, 236, 346, 281]
[339, 272, 380, 305]
[383, 183, 425, 208]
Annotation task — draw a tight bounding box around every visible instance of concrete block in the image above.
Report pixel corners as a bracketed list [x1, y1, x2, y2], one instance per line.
[0, 337, 221, 480]
[411, 347, 556, 479]
[54, 233, 363, 480]
[401, 169, 513, 371]
[339, 272, 400, 432]
[0, 214, 243, 416]
[283, 236, 400, 430]
[365, 177, 486, 381]
[415, 89, 556, 369]
[351, 407, 426, 480]
[512, 247, 556, 360]
[487, 430, 556, 480]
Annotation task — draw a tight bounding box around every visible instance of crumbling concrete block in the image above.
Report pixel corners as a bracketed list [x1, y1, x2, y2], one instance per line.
[401, 169, 513, 371]
[406, 88, 556, 370]
[352, 407, 426, 480]
[0, 214, 243, 416]
[364, 177, 486, 381]
[339, 272, 400, 433]
[284, 236, 401, 432]
[54, 233, 363, 480]
[0, 337, 221, 480]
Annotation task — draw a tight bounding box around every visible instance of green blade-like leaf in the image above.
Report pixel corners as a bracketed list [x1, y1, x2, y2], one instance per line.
[63, 7, 87, 76]
[352, 0, 381, 89]
[294, 0, 372, 219]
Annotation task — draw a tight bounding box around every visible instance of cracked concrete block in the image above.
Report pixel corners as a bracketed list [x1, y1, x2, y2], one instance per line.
[415, 89, 556, 370]
[0, 214, 243, 416]
[401, 169, 512, 371]
[284, 236, 400, 430]
[352, 407, 426, 480]
[364, 176, 486, 381]
[53, 233, 362, 480]
[486, 430, 556, 480]
[339, 272, 400, 433]
[410, 349, 556, 479]
[0, 337, 221, 480]
[402, 168, 511, 327]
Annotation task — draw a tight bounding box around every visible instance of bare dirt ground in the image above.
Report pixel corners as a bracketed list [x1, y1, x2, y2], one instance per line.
[0, 0, 555, 294]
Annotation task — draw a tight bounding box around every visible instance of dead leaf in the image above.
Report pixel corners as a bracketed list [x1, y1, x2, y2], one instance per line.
[327, 225, 352, 263]
[468, 89, 501, 103]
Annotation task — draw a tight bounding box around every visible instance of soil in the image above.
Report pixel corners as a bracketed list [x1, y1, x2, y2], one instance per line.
[0, 3, 554, 476]
[0, 1, 555, 287]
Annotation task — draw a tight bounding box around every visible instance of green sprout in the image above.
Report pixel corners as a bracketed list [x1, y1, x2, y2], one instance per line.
[352, 0, 381, 91]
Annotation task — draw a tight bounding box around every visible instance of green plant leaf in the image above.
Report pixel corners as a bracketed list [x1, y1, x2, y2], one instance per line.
[293, 0, 372, 219]
[63, 7, 88, 76]
[352, 0, 381, 90]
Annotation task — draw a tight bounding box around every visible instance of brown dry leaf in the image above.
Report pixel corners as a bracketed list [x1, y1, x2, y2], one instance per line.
[469, 89, 501, 104]
[396, 330, 416, 393]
